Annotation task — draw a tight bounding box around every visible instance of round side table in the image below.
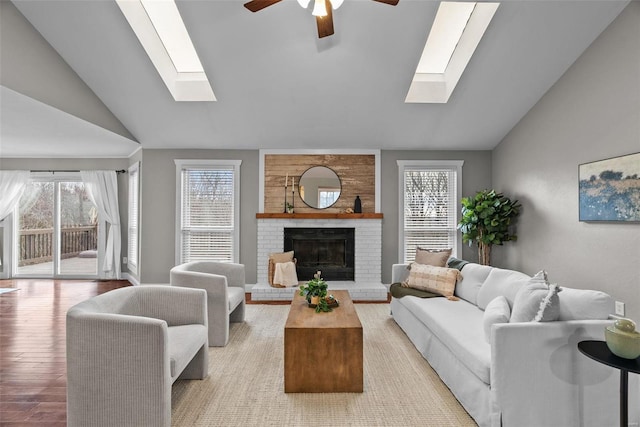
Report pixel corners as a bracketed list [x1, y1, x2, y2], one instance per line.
[578, 340, 640, 427]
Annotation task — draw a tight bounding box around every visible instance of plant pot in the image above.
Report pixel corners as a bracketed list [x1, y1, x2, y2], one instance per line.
[310, 296, 320, 305]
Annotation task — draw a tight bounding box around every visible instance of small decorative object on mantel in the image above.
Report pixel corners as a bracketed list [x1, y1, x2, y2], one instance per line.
[283, 173, 288, 213]
[299, 271, 338, 313]
[354, 195, 362, 213]
[286, 202, 294, 214]
[605, 318, 640, 359]
[344, 207, 354, 214]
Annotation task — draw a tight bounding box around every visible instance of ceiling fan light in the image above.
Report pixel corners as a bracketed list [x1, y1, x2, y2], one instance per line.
[312, 0, 328, 16]
[330, 0, 344, 9]
[297, 0, 311, 8]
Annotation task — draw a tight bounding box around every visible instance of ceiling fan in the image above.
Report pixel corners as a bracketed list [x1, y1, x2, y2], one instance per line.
[244, 0, 399, 39]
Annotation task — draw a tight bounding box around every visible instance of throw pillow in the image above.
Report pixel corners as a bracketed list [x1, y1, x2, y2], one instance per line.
[483, 296, 511, 343]
[414, 247, 452, 267]
[402, 263, 461, 300]
[269, 251, 294, 263]
[510, 270, 561, 323]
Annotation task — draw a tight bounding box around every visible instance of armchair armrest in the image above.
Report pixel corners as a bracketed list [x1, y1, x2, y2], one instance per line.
[66, 311, 172, 426]
[491, 319, 638, 427]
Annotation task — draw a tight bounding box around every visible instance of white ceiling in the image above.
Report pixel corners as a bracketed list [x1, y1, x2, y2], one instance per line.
[2, 0, 629, 157]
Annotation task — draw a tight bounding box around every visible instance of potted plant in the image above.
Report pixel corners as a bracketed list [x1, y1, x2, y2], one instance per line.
[457, 189, 521, 266]
[299, 271, 334, 312]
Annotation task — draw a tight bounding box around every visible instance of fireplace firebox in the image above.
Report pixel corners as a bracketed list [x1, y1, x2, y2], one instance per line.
[284, 228, 355, 281]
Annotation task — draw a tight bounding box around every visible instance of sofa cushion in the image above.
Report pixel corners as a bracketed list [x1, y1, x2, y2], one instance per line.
[167, 324, 207, 380]
[399, 296, 491, 384]
[415, 248, 451, 267]
[227, 286, 245, 313]
[510, 271, 561, 323]
[558, 287, 613, 320]
[476, 268, 531, 310]
[454, 263, 493, 305]
[403, 263, 461, 298]
[483, 296, 511, 342]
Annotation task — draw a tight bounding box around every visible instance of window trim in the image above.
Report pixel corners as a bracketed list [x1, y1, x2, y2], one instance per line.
[127, 162, 140, 274]
[174, 159, 242, 265]
[397, 160, 464, 263]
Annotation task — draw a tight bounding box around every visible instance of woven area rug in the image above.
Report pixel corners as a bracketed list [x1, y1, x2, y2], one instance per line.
[171, 304, 476, 427]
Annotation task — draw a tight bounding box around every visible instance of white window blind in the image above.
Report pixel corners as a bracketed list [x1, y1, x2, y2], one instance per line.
[176, 160, 241, 264]
[127, 163, 140, 273]
[398, 161, 463, 263]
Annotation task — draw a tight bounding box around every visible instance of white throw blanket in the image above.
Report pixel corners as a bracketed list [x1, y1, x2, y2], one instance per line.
[273, 261, 299, 287]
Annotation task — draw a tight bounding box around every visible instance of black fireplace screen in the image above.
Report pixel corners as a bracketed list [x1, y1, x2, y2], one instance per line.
[284, 228, 355, 281]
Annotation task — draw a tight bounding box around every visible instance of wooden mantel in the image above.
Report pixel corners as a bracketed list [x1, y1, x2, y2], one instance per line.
[256, 213, 383, 219]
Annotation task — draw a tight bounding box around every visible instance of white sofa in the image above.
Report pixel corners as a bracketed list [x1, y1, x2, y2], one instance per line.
[391, 261, 639, 427]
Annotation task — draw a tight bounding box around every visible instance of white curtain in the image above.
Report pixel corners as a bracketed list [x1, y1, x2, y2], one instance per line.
[0, 171, 30, 267]
[81, 171, 121, 279]
[0, 170, 30, 221]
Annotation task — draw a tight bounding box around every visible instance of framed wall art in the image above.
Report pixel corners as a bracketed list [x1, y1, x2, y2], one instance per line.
[579, 152, 640, 222]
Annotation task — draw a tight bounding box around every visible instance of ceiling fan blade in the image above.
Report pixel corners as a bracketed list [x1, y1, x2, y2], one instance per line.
[316, 0, 334, 38]
[372, 0, 399, 5]
[244, 0, 282, 13]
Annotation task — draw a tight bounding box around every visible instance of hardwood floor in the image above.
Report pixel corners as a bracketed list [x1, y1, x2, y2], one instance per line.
[0, 279, 130, 426]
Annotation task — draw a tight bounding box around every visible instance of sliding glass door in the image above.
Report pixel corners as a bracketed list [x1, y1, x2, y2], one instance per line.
[14, 176, 100, 278]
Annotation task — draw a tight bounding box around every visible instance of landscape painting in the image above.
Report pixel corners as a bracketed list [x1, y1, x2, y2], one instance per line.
[579, 152, 640, 222]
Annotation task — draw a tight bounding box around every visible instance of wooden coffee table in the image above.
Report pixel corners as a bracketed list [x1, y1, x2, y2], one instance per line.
[284, 290, 363, 393]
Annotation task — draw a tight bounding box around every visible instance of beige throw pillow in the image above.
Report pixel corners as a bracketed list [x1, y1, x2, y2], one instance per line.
[414, 248, 452, 267]
[402, 263, 462, 299]
[269, 251, 294, 263]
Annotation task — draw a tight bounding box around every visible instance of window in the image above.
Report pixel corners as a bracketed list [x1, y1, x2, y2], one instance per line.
[128, 163, 140, 274]
[318, 187, 340, 207]
[175, 160, 241, 264]
[397, 160, 463, 263]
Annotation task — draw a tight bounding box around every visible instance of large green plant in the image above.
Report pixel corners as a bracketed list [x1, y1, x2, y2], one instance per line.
[458, 190, 521, 266]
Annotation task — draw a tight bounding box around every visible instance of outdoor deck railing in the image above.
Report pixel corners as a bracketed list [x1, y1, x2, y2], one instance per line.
[19, 226, 98, 266]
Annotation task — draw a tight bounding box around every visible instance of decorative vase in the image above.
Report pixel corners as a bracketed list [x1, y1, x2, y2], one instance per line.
[310, 295, 320, 305]
[354, 195, 362, 213]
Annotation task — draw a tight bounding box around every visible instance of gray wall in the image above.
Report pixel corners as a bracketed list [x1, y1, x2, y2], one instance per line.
[138, 149, 259, 284]
[0, 1, 133, 141]
[380, 150, 492, 283]
[492, 2, 640, 321]
[137, 149, 491, 285]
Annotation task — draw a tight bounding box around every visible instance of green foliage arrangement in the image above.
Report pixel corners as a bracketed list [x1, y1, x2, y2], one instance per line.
[457, 189, 521, 266]
[299, 271, 332, 313]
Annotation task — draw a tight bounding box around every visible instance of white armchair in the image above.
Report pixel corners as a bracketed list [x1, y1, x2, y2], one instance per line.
[66, 285, 209, 427]
[170, 261, 246, 346]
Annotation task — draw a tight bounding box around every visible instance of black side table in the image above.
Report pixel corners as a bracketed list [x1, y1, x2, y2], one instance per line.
[578, 340, 640, 427]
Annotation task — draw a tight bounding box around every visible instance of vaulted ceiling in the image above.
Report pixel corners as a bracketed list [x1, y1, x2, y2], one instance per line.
[0, 0, 629, 158]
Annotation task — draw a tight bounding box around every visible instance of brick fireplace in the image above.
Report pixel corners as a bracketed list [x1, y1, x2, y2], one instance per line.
[252, 214, 386, 301]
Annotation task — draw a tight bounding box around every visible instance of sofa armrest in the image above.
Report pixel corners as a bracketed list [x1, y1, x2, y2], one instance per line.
[391, 263, 410, 284]
[491, 320, 639, 427]
[136, 285, 208, 327]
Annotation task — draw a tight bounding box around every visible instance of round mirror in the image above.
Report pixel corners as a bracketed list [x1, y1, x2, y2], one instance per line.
[299, 166, 341, 209]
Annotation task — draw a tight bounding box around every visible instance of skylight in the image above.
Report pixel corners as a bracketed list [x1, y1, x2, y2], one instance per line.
[406, 2, 499, 104]
[116, 0, 215, 102]
[139, 0, 204, 73]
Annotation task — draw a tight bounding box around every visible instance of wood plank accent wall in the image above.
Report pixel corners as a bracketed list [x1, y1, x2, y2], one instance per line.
[264, 154, 376, 214]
